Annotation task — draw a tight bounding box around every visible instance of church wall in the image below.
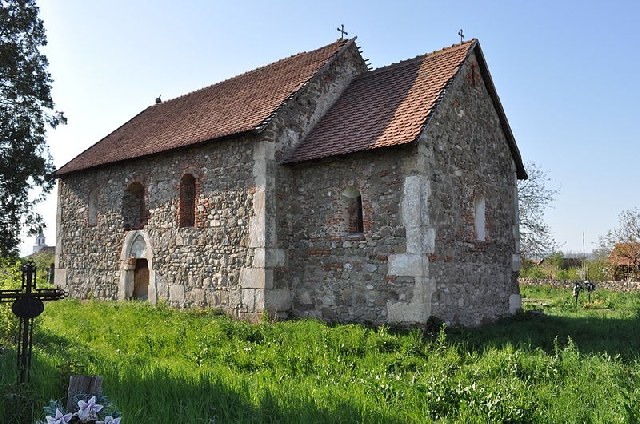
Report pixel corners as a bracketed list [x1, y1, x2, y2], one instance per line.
[250, 41, 368, 318]
[55, 43, 521, 328]
[417, 51, 521, 326]
[56, 136, 258, 315]
[282, 146, 415, 325]
[56, 41, 369, 321]
[279, 51, 521, 328]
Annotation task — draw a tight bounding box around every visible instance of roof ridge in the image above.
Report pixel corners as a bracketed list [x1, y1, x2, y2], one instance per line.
[155, 39, 351, 107]
[369, 39, 476, 75]
[254, 37, 357, 132]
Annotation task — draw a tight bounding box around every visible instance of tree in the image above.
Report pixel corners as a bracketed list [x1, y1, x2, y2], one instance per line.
[0, 0, 65, 257]
[518, 162, 558, 259]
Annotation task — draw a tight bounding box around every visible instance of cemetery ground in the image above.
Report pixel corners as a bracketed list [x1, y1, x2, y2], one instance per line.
[1, 285, 639, 422]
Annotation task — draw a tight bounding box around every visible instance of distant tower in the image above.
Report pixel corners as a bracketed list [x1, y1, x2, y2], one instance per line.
[32, 231, 47, 254]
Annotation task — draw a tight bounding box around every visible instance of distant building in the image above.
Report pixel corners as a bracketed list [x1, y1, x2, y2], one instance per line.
[32, 231, 48, 254]
[608, 243, 640, 280]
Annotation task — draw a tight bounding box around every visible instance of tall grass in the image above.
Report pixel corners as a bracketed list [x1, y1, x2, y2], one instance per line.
[0, 286, 639, 422]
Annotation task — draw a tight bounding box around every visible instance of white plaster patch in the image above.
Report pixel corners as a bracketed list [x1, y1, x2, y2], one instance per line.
[422, 229, 436, 254]
[387, 277, 431, 324]
[249, 187, 266, 248]
[253, 248, 286, 268]
[54, 268, 67, 289]
[242, 288, 261, 312]
[402, 176, 422, 254]
[388, 253, 423, 277]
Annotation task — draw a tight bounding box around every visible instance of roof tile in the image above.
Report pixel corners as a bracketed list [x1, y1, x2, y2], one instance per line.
[284, 40, 475, 163]
[56, 39, 350, 175]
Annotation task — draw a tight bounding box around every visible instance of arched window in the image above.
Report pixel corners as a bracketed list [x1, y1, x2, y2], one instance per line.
[88, 189, 98, 227]
[179, 174, 196, 228]
[474, 194, 486, 241]
[342, 186, 364, 235]
[122, 182, 146, 230]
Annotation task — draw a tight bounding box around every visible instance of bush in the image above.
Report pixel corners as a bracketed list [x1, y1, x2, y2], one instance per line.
[0, 258, 22, 341]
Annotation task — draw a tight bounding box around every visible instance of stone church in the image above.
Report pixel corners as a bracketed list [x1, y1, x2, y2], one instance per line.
[55, 38, 527, 327]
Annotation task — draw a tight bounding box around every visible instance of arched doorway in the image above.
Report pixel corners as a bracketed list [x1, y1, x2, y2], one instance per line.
[133, 258, 149, 300]
[119, 230, 156, 303]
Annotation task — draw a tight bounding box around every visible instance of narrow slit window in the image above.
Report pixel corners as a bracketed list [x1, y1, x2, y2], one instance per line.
[88, 189, 98, 227]
[474, 194, 486, 241]
[179, 174, 196, 228]
[343, 186, 364, 235]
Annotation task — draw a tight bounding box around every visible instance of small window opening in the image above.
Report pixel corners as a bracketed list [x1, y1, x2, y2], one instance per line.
[474, 194, 486, 241]
[343, 186, 364, 234]
[123, 182, 146, 230]
[179, 174, 196, 228]
[88, 189, 98, 227]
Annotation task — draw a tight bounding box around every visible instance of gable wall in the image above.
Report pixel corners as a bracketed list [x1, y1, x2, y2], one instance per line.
[56, 136, 258, 315]
[277, 50, 521, 327]
[271, 41, 368, 160]
[417, 50, 520, 326]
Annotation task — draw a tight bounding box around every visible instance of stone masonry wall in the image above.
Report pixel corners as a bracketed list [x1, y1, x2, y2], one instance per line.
[244, 40, 369, 318]
[56, 41, 369, 321]
[519, 278, 640, 292]
[56, 136, 257, 316]
[283, 146, 414, 325]
[56, 43, 522, 327]
[278, 51, 521, 328]
[419, 51, 520, 326]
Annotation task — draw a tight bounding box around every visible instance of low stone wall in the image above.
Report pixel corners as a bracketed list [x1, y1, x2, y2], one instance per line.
[518, 278, 640, 292]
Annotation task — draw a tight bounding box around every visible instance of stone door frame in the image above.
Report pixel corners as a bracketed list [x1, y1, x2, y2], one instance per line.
[119, 230, 156, 304]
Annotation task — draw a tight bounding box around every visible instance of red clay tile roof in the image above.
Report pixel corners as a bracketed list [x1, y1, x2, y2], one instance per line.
[284, 40, 527, 179]
[56, 39, 352, 176]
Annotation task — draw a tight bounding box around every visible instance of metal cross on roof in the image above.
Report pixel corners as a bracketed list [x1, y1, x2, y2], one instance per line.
[337, 24, 348, 39]
[458, 29, 464, 43]
[0, 260, 65, 383]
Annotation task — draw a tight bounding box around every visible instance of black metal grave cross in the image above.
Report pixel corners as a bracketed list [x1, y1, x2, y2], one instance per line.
[0, 260, 65, 383]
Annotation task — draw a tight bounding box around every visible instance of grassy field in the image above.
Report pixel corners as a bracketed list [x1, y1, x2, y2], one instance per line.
[1, 284, 639, 423]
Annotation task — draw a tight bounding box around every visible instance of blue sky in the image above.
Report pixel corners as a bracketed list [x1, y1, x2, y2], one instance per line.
[21, 0, 639, 255]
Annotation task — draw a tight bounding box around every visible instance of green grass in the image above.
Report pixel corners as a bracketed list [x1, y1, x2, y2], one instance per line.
[1, 285, 640, 422]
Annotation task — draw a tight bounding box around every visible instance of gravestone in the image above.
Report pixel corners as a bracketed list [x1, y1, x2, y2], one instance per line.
[67, 375, 103, 412]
